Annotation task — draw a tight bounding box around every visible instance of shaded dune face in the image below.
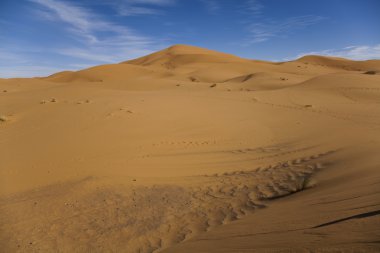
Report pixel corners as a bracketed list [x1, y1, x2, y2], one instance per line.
[1, 45, 380, 252]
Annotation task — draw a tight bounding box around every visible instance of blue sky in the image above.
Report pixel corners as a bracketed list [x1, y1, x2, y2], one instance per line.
[1, 0, 379, 77]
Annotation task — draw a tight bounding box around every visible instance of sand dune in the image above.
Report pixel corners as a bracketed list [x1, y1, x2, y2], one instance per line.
[125, 44, 248, 68]
[296, 55, 380, 71]
[1, 45, 380, 252]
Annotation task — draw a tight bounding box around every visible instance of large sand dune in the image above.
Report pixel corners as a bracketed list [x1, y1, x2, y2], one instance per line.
[1, 45, 380, 252]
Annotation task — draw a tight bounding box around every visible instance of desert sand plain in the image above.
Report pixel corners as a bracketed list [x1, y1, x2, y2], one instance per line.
[1, 45, 380, 252]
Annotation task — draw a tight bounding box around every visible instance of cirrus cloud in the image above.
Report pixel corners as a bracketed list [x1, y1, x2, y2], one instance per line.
[247, 15, 327, 44]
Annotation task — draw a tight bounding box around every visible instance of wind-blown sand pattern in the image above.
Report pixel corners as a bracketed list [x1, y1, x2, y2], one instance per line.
[1, 45, 380, 252]
[0, 151, 330, 252]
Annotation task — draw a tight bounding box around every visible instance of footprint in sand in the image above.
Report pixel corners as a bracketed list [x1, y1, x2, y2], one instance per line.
[119, 108, 133, 113]
[77, 99, 91, 105]
[40, 98, 58, 104]
[107, 108, 134, 118]
[0, 114, 14, 125]
[0, 115, 9, 123]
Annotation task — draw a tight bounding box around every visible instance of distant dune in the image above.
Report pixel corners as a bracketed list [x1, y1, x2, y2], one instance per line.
[35, 44, 380, 90]
[296, 54, 380, 71]
[1, 45, 380, 252]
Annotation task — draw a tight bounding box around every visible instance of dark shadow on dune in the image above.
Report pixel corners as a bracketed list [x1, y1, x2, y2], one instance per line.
[313, 209, 380, 228]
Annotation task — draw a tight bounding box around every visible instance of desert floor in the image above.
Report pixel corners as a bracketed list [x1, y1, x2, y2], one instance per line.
[1, 45, 380, 252]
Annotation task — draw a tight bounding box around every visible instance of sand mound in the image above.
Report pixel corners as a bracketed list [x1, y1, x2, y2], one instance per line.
[44, 71, 101, 83]
[125, 44, 248, 70]
[44, 64, 167, 83]
[1, 45, 380, 253]
[296, 55, 380, 71]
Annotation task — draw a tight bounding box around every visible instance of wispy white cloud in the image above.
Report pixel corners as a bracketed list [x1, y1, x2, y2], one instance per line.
[199, 0, 221, 14]
[0, 65, 65, 78]
[0, 48, 82, 78]
[247, 15, 326, 44]
[104, 0, 176, 16]
[237, 0, 263, 16]
[31, 0, 95, 35]
[0, 50, 29, 65]
[286, 44, 380, 61]
[59, 47, 153, 63]
[30, 0, 152, 44]
[245, 0, 264, 15]
[29, 0, 164, 64]
[126, 0, 175, 5]
[0, 0, 172, 77]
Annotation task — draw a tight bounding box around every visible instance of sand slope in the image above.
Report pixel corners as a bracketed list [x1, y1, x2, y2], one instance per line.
[1, 45, 380, 252]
